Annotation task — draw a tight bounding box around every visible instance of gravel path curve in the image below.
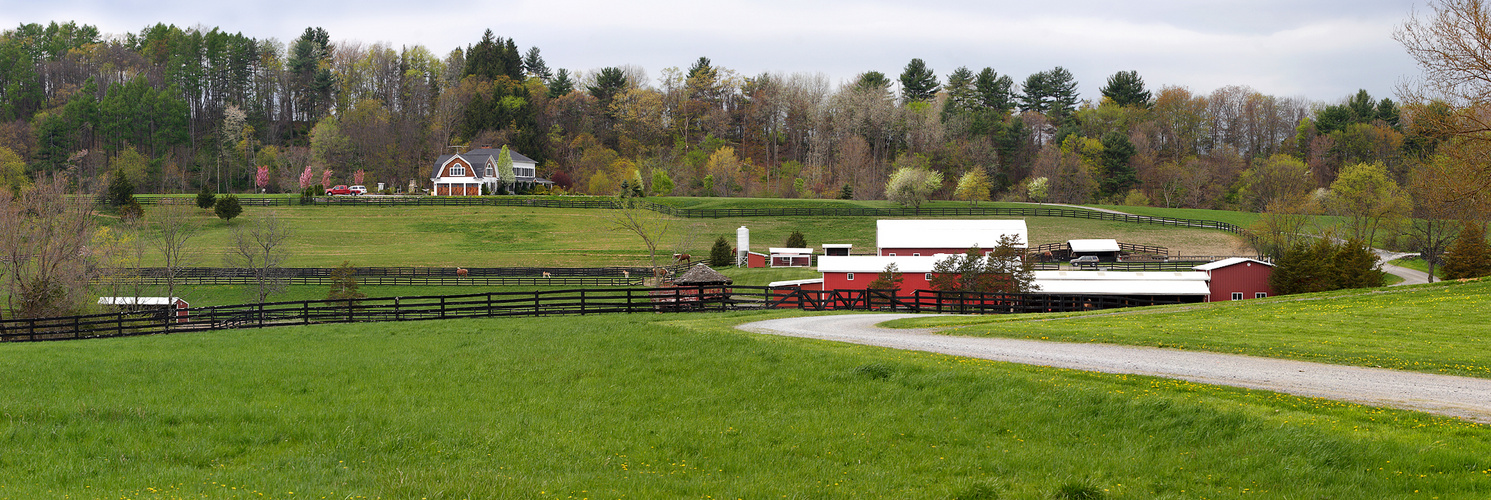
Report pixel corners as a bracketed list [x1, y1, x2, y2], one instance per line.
[738, 314, 1491, 424]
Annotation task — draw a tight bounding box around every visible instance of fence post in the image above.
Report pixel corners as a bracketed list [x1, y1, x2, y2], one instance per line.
[117, 311, 124, 337]
[580, 289, 586, 315]
[258, 302, 265, 328]
[487, 293, 493, 317]
[440, 296, 447, 318]
[534, 291, 540, 316]
[303, 302, 309, 325]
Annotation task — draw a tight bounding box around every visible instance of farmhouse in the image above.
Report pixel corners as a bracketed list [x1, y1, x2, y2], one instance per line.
[430, 146, 550, 196]
[877, 219, 1027, 256]
[1193, 257, 1275, 301]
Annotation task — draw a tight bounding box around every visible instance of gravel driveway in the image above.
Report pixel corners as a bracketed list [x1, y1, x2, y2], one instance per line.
[738, 314, 1491, 424]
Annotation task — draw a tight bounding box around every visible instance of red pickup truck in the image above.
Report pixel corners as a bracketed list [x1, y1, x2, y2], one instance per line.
[325, 185, 353, 196]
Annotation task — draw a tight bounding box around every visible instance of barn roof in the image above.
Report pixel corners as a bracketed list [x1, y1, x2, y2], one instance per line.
[817, 255, 951, 274]
[1193, 257, 1274, 271]
[768, 247, 814, 255]
[98, 297, 185, 306]
[1032, 270, 1211, 296]
[673, 263, 733, 285]
[877, 219, 1028, 250]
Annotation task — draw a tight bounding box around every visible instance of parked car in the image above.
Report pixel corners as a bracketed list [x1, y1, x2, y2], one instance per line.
[1070, 255, 1100, 268]
[348, 185, 368, 195]
[325, 185, 353, 196]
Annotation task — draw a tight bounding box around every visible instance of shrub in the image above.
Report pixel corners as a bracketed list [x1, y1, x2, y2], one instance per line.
[1441, 220, 1491, 279]
[196, 183, 216, 209]
[839, 184, 853, 200]
[1269, 238, 1383, 295]
[106, 169, 135, 208]
[709, 236, 734, 267]
[785, 230, 806, 248]
[327, 261, 366, 303]
[214, 195, 243, 221]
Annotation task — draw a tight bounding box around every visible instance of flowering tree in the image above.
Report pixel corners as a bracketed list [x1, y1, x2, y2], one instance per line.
[256, 165, 269, 191]
[353, 169, 365, 186]
[321, 169, 333, 188]
[299, 165, 315, 189]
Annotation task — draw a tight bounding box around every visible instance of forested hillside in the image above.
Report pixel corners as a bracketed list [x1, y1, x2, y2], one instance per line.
[0, 20, 1441, 210]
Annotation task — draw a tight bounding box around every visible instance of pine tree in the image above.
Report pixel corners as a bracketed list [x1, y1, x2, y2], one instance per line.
[1441, 221, 1491, 279]
[899, 58, 939, 103]
[710, 236, 734, 267]
[866, 263, 905, 292]
[942, 66, 976, 114]
[548, 69, 575, 98]
[973, 67, 1015, 113]
[522, 46, 551, 80]
[785, 230, 807, 248]
[854, 71, 891, 95]
[214, 194, 242, 221]
[1098, 131, 1138, 199]
[587, 67, 628, 114]
[196, 183, 216, 209]
[106, 168, 135, 208]
[1100, 70, 1151, 107]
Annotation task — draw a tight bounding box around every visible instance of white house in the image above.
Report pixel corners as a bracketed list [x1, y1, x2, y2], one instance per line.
[430, 146, 548, 196]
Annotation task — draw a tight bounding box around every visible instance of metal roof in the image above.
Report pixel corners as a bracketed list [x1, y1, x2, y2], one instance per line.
[821, 244, 853, 248]
[1068, 239, 1120, 253]
[769, 247, 814, 255]
[1193, 257, 1274, 271]
[767, 278, 824, 287]
[817, 255, 952, 273]
[877, 220, 1028, 250]
[1032, 271, 1211, 296]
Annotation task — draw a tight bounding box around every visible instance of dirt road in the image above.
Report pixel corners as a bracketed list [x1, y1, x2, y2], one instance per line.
[738, 314, 1491, 423]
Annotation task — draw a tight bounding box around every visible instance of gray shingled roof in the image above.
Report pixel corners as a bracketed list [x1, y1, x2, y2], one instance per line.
[672, 263, 733, 285]
[431, 148, 536, 180]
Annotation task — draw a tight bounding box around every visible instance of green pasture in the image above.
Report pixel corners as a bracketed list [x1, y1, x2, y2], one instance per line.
[889, 279, 1491, 378]
[2, 310, 1489, 499]
[105, 203, 1245, 269]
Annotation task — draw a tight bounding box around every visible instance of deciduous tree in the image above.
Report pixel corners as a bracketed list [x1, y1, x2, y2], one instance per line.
[0, 175, 97, 318]
[884, 157, 942, 208]
[225, 210, 292, 303]
[953, 168, 991, 205]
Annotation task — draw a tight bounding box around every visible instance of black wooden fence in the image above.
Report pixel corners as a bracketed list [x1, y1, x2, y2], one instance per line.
[133, 196, 1244, 234]
[1, 286, 1181, 342]
[103, 264, 694, 287]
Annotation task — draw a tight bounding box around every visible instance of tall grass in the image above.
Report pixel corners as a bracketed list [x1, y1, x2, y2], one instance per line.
[1, 312, 1488, 498]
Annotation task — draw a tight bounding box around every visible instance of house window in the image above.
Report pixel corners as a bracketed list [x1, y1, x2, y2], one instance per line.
[912, 253, 920, 256]
[887, 253, 896, 256]
[1255, 292, 1268, 299]
[925, 273, 933, 281]
[847, 273, 855, 281]
[485, 166, 495, 177]
[1231, 292, 1244, 300]
[449, 165, 466, 176]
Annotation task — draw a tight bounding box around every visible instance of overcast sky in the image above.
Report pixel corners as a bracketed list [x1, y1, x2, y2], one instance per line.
[2, 0, 1424, 104]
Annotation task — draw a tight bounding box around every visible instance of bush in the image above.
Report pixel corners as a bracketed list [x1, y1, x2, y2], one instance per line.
[106, 169, 135, 209]
[838, 184, 853, 200]
[1441, 220, 1491, 279]
[196, 184, 216, 209]
[709, 236, 734, 267]
[1269, 238, 1383, 295]
[118, 198, 144, 220]
[785, 230, 806, 248]
[214, 195, 243, 221]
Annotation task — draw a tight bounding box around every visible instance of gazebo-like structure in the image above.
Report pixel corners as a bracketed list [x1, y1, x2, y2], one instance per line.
[652, 264, 733, 310]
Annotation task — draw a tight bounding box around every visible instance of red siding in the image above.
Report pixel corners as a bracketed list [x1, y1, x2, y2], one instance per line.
[824, 271, 935, 292]
[747, 252, 766, 268]
[1206, 262, 1274, 301]
[441, 159, 473, 178]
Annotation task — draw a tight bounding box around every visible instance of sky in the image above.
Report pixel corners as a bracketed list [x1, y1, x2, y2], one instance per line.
[1, 0, 1425, 105]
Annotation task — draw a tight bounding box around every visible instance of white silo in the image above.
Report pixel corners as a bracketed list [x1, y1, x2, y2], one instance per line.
[736, 226, 750, 267]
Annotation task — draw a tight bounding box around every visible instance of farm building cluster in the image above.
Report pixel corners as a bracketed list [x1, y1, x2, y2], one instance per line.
[740, 219, 1273, 304]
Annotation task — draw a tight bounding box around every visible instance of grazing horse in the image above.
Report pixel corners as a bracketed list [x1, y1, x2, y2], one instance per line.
[673, 253, 691, 263]
[456, 268, 469, 277]
[622, 270, 631, 278]
[542, 271, 552, 278]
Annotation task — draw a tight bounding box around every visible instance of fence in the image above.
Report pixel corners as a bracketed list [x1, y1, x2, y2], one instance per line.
[101, 264, 694, 287]
[2, 285, 1180, 342]
[132, 196, 1244, 234]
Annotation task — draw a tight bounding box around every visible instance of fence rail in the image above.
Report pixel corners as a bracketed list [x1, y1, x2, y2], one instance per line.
[3, 286, 1182, 342]
[98, 264, 692, 287]
[132, 196, 1244, 234]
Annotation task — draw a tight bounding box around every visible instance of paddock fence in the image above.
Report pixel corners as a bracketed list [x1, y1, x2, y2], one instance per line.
[98, 264, 696, 287]
[130, 196, 1245, 234]
[2, 286, 1181, 342]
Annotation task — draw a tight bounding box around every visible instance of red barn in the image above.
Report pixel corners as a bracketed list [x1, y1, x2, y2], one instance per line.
[817, 255, 946, 291]
[1193, 258, 1275, 302]
[877, 220, 1028, 256]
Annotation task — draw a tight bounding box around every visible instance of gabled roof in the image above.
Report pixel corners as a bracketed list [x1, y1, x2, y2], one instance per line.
[1193, 257, 1274, 271]
[769, 247, 814, 255]
[877, 219, 1028, 250]
[817, 255, 952, 274]
[462, 148, 536, 164]
[673, 263, 733, 285]
[431, 148, 537, 180]
[1032, 270, 1211, 296]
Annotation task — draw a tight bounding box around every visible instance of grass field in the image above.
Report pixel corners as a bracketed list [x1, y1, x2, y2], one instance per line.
[889, 279, 1491, 378]
[2, 309, 1490, 499]
[107, 203, 1246, 269]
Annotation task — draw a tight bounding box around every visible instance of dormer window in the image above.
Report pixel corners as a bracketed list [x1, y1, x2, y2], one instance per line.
[449, 165, 466, 176]
[485, 166, 495, 177]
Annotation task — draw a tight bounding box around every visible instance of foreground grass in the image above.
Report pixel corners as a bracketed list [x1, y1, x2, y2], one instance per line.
[890, 279, 1491, 378]
[1, 311, 1489, 498]
[105, 204, 1244, 268]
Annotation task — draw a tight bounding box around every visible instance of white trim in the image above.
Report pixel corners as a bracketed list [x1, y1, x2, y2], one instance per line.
[1232, 292, 1244, 300]
[847, 273, 855, 281]
[1255, 292, 1268, 299]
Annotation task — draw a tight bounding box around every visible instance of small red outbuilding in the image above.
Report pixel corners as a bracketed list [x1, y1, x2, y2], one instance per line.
[1193, 258, 1275, 302]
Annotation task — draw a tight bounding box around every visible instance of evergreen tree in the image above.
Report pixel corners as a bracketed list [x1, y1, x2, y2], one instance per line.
[1100, 70, 1151, 107]
[1441, 220, 1491, 279]
[587, 67, 628, 115]
[866, 263, 905, 292]
[1377, 98, 1402, 129]
[899, 58, 939, 103]
[548, 68, 575, 98]
[973, 67, 1015, 113]
[522, 46, 550, 80]
[1098, 131, 1138, 199]
[709, 236, 734, 267]
[854, 71, 891, 94]
[1334, 240, 1384, 289]
[839, 184, 854, 200]
[106, 168, 135, 208]
[785, 230, 807, 248]
[942, 66, 977, 115]
[1019, 66, 1079, 122]
[214, 194, 243, 221]
[196, 183, 216, 209]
